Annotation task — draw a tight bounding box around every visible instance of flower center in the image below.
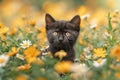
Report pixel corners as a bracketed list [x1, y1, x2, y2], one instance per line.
[97, 59, 102, 63]
[0, 58, 5, 63]
[23, 43, 29, 47]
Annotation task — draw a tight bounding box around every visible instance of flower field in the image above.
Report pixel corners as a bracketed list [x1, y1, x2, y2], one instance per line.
[1, 0, 120, 80]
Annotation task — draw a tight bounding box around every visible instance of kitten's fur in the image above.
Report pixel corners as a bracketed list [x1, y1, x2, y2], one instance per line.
[45, 13, 80, 62]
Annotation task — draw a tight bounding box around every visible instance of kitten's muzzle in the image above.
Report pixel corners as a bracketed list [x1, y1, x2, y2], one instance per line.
[58, 35, 63, 42]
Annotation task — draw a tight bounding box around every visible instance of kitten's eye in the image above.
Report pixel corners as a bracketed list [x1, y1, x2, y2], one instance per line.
[66, 32, 70, 36]
[53, 32, 57, 36]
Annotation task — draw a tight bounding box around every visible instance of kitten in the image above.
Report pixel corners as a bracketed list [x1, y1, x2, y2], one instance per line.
[45, 13, 80, 62]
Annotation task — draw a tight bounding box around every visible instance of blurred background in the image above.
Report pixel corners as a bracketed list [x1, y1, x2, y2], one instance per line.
[1, 0, 120, 80]
[0, 0, 120, 28]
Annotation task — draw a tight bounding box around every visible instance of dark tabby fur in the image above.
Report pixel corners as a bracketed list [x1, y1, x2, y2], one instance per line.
[45, 13, 80, 62]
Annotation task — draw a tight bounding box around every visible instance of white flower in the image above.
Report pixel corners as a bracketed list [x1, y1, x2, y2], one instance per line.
[41, 45, 49, 56]
[90, 19, 97, 29]
[90, 23, 97, 29]
[83, 47, 90, 53]
[81, 14, 90, 20]
[70, 63, 89, 73]
[20, 40, 32, 49]
[42, 52, 48, 56]
[103, 32, 110, 39]
[103, 32, 112, 40]
[85, 54, 92, 59]
[0, 54, 9, 67]
[40, 45, 49, 51]
[74, 58, 80, 62]
[70, 63, 89, 80]
[93, 59, 107, 68]
[46, 45, 49, 49]
[16, 54, 24, 60]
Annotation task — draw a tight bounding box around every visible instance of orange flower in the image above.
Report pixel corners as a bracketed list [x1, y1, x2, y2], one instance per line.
[33, 58, 44, 65]
[7, 47, 20, 56]
[55, 50, 67, 59]
[29, 20, 36, 26]
[54, 61, 73, 74]
[9, 26, 17, 35]
[24, 46, 40, 63]
[110, 46, 120, 60]
[17, 64, 31, 71]
[16, 75, 28, 80]
[25, 56, 37, 64]
[24, 46, 40, 56]
[115, 72, 120, 79]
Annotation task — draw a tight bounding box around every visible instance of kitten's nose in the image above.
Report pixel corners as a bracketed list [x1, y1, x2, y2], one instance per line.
[59, 35, 63, 42]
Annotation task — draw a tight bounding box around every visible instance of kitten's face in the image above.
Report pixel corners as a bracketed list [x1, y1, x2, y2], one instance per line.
[45, 14, 80, 50]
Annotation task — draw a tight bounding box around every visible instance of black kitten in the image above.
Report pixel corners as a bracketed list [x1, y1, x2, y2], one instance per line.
[45, 13, 80, 62]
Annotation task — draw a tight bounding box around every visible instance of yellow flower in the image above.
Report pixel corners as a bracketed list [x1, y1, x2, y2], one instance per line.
[24, 46, 40, 63]
[54, 61, 73, 74]
[55, 50, 67, 59]
[110, 46, 120, 60]
[93, 48, 107, 58]
[16, 64, 31, 71]
[0, 27, 9, 34]
[16, 75, 28, 80]
[7, 47, 20, 56]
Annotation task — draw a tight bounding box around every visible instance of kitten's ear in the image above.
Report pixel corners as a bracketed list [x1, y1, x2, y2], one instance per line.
[70, 15, 81, 26]
[45, 13, 55, 25]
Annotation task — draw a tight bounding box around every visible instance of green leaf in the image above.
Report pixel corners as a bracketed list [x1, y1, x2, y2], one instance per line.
[0, 68, 5, 74]
[108, 13, 113, 33]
